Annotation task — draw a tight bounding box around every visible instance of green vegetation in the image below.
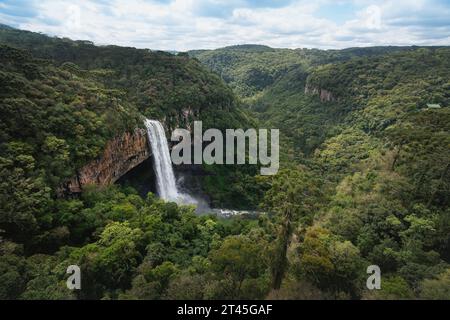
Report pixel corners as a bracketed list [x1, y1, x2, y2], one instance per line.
[0, 25, 255, 246]
[0, 186, 269, 299]
[0, 26, 261, 211]
[1, 26, 449, 300]
[0, 26, 248, 132]
[189, 45, 422, 99]
[191, 45, 450, 299]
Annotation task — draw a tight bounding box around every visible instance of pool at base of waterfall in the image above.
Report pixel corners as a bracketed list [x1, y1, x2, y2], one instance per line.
[210, 209, 264, 219]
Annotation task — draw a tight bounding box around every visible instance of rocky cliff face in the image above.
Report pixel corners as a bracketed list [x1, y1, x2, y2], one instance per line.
[304, 84, 336, 102]
[163, 106, 198, 134]
[59, 128, 150, 195]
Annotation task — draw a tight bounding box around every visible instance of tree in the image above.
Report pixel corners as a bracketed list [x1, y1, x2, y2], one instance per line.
[260, 168, 321, 289]
[0, 143, 52, 243]
[66, 221, 143, 299]
[209, 235, 267, 299]
[362, 276, 414, 300]
[296, 226, 364, 297]
[164, 274, 207, 300]
[0, 240, 28, 299]
[419, 268, 450, 300]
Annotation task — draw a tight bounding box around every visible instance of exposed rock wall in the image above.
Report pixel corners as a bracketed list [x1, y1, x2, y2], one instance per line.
[59, 128, 150, 195]
[163, 106, 198, 134]
[304, 84, 336, 102]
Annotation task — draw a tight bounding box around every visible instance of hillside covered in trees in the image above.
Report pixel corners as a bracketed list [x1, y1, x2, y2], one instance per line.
[0, 26, 449, 300]
[191, 45, 450, 299]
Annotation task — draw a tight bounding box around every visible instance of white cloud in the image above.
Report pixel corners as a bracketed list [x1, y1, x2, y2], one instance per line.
[2, 0, 449, 50]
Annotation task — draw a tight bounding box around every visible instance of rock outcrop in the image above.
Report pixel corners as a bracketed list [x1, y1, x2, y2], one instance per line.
[163, 106, 198, 134]
[59, 128, 150, 195]
[304, 84, 336, 102]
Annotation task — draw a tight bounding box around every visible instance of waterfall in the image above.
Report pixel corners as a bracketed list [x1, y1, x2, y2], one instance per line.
[144, 119, 197, 206]
[144, 119, 180, 201]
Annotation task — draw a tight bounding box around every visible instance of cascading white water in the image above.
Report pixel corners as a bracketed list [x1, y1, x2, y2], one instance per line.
[145, 119, 180, 201]
[144, 119, 245, 215]
[144, 119, 198, 206]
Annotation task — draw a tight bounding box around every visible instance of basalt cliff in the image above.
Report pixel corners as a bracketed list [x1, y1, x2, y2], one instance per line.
[304, 83, 336, 102]
[59, 128, 150, 195]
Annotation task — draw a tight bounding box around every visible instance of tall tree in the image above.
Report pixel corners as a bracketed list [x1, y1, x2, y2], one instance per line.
[260, 168, 321, 289]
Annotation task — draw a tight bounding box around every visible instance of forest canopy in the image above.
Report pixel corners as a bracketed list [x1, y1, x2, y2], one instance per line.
[0, 25, 449, 300]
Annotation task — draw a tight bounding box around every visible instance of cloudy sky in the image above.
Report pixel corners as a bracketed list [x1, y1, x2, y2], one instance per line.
[1, 0, 449, 51]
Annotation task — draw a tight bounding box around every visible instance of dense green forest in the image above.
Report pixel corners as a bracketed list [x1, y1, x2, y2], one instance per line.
[192, 45, 450, 299]
[1, 26, 449, 300]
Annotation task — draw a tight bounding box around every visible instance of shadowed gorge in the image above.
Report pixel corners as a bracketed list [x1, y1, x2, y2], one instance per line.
[117, 157, 156, 198]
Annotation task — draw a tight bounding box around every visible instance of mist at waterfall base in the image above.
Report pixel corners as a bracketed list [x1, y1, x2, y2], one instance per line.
[144, 119, 210, 213]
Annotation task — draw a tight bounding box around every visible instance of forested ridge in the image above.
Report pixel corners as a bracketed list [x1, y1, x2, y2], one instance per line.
[193, 44, 450, 299]
[0, 26, 449, 300]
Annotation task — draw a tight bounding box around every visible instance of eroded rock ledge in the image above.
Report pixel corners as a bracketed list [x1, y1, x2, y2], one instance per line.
[304, 84, 336, 102]
[59, 128, 150, 195]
